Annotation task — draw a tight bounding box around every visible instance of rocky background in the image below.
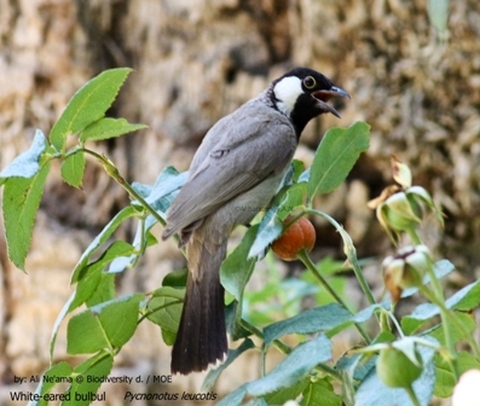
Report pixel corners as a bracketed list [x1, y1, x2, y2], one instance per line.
[0, 0, 479, 405]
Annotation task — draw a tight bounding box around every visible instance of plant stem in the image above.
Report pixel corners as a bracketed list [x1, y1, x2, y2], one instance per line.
[82, 147, 166, 227]
[297, 250, 371, 344]
[420, 284, 480, 361]
[405, 384, 421, 406]
[306, 208, 376, 306]
[239, 318, 342, 379]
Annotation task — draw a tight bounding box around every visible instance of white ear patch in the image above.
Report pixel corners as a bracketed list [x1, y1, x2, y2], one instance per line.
[273, 76, 303, 116]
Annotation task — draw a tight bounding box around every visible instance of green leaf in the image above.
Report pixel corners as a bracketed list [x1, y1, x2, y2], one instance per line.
[32, 362, 73, 406]
[0, 129, 48, 185]
[75, 240, 136, 282]
[72, 205, 136, 283]
[2, 161, 50, 270]
[263, 303, 352, 346]
[402, 279, 480, 334]
[248, 208, 283, 259]
[263, 378, 309, 405]
[162, 268, 188, 288]
[308, 122, 370, 198]
[301, 379, 342, 406]
[221, 225, 259, 302]
[427, 311, 476, 347]
[434, 351, 480, 398]
[66, 353, 114, 406]
[401, 259, 455, 299]
[352, 302, 389, 323]
[217, 385, 248, 406]
[220, 225, 258, 337]
[247, 334, 332, 396]
[146, 287, 185, 345]
[61, 150, 86, 188]
[80, 117, 147, 142]
[67, 294, 143, 354]
[67, 310, 109, 354]
[140, 166, 188, 213]
[355, 341, 437, 406]
[96, 293, 143, 348]
[248, 182, 307, 259]
[49, 68, 132, 151]
[108, 215, 158, 274]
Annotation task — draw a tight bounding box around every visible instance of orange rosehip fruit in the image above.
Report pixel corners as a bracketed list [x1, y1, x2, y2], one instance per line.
[272, 216, 316, 261]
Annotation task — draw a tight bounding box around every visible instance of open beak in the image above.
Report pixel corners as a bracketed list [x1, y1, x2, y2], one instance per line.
[313, 86, 350, 118]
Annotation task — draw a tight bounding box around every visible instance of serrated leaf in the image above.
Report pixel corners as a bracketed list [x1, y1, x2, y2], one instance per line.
[72, 205, 136, 283]
[146, 287, 185, 345]
[220, 225, 258, 337]
[264, 303, 352, 346]
[73, 239, 135, 288]
[80, 117, 147, 142]
[97, 293, 143, 348]
[221, 225, 259, 303]
[248, 208, 283, 259]
[140, 166, 188, 213]
[308, 122, 370, 198]
[67, 294, 142, 354]
[107, 215, 157, 274]
[402, 279, 480, 334]
[61, 150, 86, 188]
[301, 379, 341, 406]
[49, 293, 76, 358]
[434, 351, 480, 398]
[49, 68, 132, 151]
[248, 182, 306, 259]
[247, 334, 332, 396]
[263, 378, 309, 405]
[2, 161, 50, 270]
[67, 310, 109, 354]
[0, 129, 48, 185]
[31, 362, 73, 406]
[66, 353, 114, 406]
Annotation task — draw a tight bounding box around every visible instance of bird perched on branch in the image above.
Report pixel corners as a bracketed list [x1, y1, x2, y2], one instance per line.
[162, 67, 349, 374]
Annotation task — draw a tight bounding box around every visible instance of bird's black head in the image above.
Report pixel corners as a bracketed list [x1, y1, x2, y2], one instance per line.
[271, 67, 350, 135]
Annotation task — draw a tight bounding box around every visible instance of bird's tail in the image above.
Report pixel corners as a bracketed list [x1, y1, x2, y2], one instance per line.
[171, 233, 228, 374]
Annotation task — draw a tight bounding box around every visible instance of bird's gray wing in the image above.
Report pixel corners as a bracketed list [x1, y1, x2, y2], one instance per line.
[163, 104, 296, 238]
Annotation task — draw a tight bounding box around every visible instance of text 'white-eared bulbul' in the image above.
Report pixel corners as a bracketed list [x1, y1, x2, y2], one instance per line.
[162, 67, 350, 374]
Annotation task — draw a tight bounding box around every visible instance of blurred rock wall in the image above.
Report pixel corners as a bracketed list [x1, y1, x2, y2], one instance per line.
[0, 0, 479, 404]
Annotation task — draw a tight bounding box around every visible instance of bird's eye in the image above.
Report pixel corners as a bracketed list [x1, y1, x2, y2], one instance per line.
[303, 76, 316, 89]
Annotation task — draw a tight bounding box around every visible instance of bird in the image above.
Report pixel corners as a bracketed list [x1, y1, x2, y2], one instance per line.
[161, 67, 350, 374]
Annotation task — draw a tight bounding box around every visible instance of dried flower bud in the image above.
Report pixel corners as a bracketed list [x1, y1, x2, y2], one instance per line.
[391, 155, 412, 189]
[383, 245, 432, 302]
[368, 158, 443, 244]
